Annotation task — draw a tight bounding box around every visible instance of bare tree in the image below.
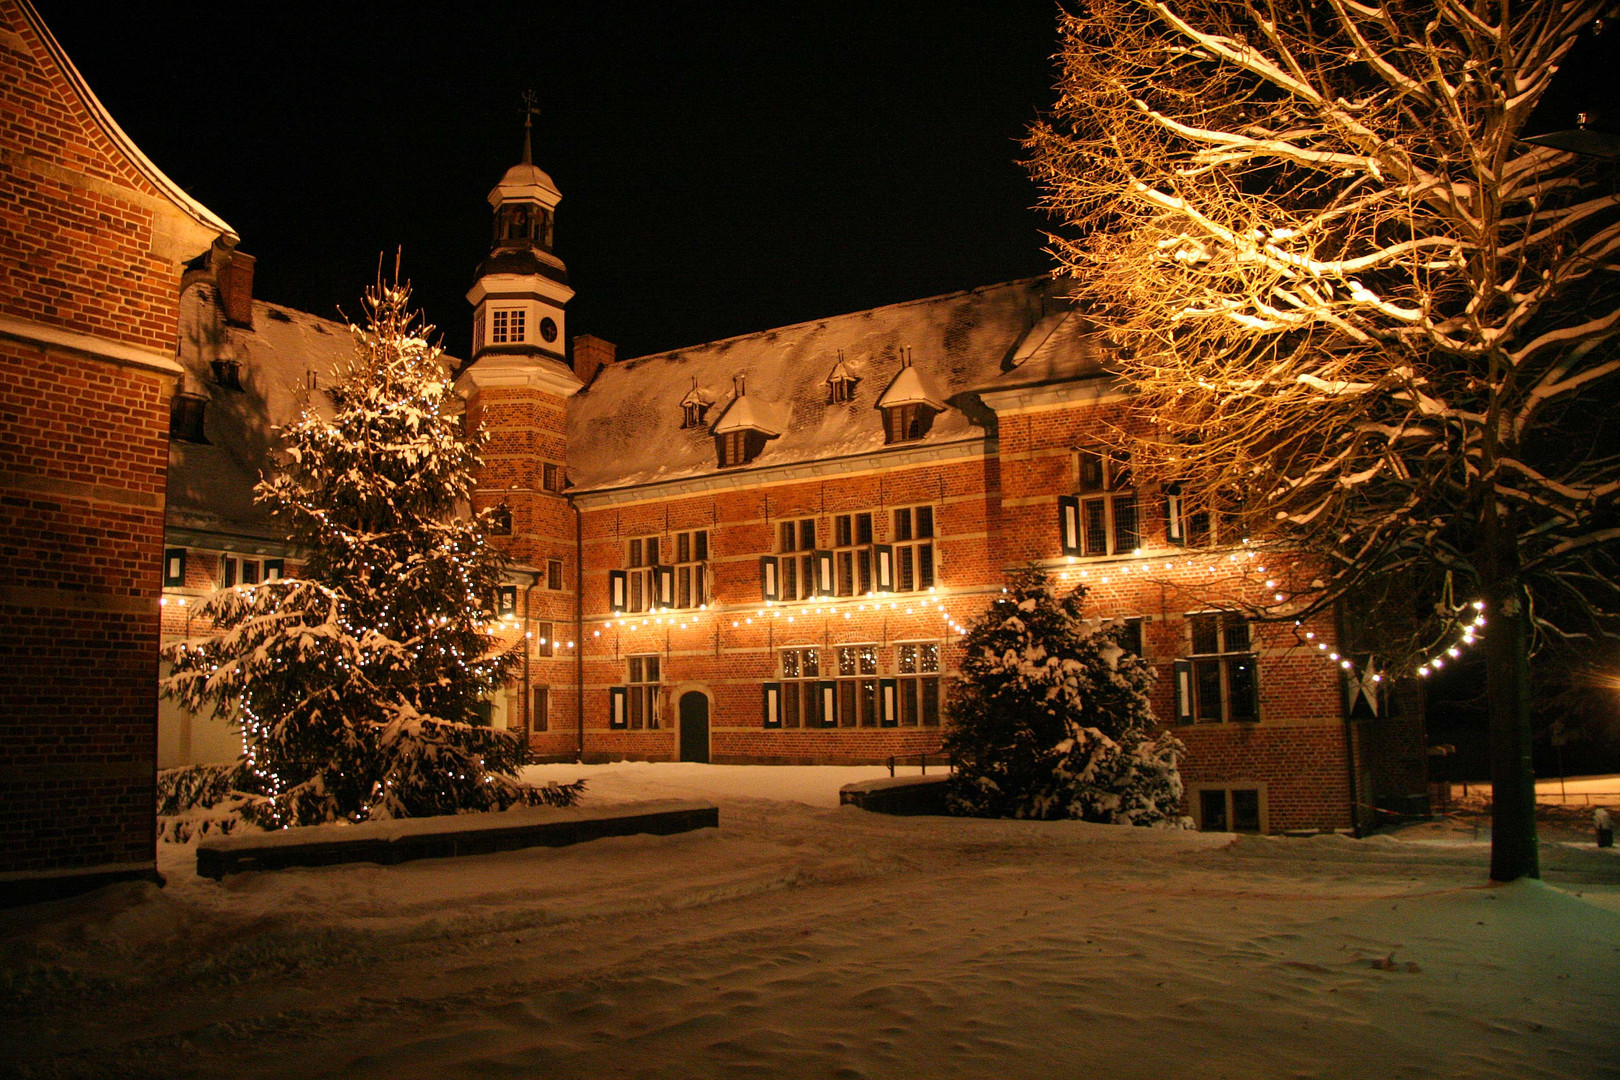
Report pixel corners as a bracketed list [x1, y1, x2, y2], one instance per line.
[1028, 0, 1620, 880]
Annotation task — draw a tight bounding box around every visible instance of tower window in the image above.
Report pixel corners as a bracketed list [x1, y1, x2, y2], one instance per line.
[490, 308, 526, 344]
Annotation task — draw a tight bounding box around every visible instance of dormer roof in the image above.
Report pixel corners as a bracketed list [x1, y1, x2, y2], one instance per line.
[875, 359, 946, 411]
[711, 376, 781, 436]
[825, 355, 859, 386]
[679, 377, 712, 409]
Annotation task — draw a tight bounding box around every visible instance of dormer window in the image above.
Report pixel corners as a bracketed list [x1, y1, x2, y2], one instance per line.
[679, 377, 713, 429]
[211, 359, 242, 390]
[826, 351, 859, 403]
[490, 308, 526, 344]
[711, 374, 778, 468]
[875, 350, 945, 445]
[883, 404, 933, 443]
[718, 430, 761, 467]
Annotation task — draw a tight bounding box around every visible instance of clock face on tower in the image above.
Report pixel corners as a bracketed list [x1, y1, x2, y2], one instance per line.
[540, 317, 558, 343]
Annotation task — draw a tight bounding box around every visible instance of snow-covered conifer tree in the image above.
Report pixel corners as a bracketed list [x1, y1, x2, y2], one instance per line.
[163, 280, 571, 828]
[943, 570, 1188, 825]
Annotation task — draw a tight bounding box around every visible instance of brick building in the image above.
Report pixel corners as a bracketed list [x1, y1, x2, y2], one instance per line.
[143, 123, 1426, 837]
[0, 0, 234, 900]
[449, 142, 1429, 834]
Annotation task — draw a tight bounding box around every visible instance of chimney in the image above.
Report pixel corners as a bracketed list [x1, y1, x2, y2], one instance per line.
[571, 333, 616, 387]
[216, 250, 256, 328]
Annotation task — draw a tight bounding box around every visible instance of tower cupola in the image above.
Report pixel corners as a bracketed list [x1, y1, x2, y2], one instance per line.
[462, 100, 577, 385]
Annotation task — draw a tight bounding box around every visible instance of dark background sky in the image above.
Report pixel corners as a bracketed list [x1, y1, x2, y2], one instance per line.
[40, 1, 1063, 360]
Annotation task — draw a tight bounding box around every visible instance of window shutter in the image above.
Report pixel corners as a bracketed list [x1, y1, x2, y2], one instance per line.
[610, 686, 628, 729]
[760, 556, 779, 602]
[814, 550, 834, 596]
[1058, 495, 1082, 557]
[162, 548, 186, 588]
[762, 681, 782, 728]
[879, 678, 899, 727]
[1173, 659, 1193, 724]
[872, 544, 895, 592]
[263, 558, 284, 581]
[609, 569, 627, 612]
[819, 680, 838, 727]
[1165, 485, 1186, 545]
[655, 565, 675, 609]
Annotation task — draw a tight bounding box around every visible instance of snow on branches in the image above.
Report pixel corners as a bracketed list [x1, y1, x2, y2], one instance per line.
[160, 280, 568, 830]
[943, 570, 1189, 826]
[1028, 0, 1620, 658]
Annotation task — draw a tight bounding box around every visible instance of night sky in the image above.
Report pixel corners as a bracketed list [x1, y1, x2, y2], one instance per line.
[39, 1, 1063, 361]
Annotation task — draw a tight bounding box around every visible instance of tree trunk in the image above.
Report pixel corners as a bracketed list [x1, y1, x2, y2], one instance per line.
[1482, 506, 1539, 882]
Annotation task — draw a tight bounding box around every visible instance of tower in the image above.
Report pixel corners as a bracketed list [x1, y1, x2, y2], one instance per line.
[456, 105, 582, 755]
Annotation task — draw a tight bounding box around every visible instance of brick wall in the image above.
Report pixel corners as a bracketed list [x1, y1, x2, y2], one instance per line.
[0, 0, 227, 891]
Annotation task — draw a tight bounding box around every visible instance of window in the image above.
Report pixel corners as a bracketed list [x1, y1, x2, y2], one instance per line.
[835, 644, 880, 727]
[833, 512, 873, 596]
[718, 429, 761, 467]
[626, 535, 662, 612]
[682, 401, 710, 428]
[1164, 484, 1241, 548]
[1061, 449, 1138, 557]
[626, 655, 661, 729]
[531, 687, 549, 732]
[1175, 613, 1258, 724]
[535, 620, 554, 658]
[1111, 616, 1146, 658]
[210, 359, 242, 389]
[542, 462, 564, 493]
[828, 375, 857, 403]
[891, 506, 935, 592]
[896, 643, 941, 726]
[170, 395, 207, 443]
[219, 554, 275, 587]
[781, 646, 831, 728]
[490, 307, 526, 344]
[673, 529, 709, 608]
[497, 585, 518, 619]
[883, 404, 932, 444]
[547, 558, 564, 591]
[1197, 787, 1262, 832]
[490, 504, 512, 536]
[778, 518, 819, 601]
[162, 548, 186, 589]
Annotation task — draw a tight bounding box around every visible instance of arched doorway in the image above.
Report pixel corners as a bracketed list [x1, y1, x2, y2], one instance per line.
[678, 691, 710, 763]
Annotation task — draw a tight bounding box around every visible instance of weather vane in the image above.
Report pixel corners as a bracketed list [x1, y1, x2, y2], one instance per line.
[520, 89, 539, 163]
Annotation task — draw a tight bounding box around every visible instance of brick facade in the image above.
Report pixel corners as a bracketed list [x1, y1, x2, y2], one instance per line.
[0, 0, 230, 898]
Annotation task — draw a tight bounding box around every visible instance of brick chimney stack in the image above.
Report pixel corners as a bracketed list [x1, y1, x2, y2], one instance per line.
[571, 333, 616, 387]
[216, 250, 256, 328]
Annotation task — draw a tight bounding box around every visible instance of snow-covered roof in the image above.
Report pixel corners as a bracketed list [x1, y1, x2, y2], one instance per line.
[568, 278, 1089, 492]
[164, 294, 465, 547]
[974, 309, 1108, 392]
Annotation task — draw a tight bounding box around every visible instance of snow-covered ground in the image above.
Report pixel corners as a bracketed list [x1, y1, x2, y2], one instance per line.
[4, 763, 1618, 1079]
